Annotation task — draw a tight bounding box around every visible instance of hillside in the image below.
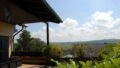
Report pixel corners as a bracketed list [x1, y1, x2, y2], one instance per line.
[51, 39, 120, 45]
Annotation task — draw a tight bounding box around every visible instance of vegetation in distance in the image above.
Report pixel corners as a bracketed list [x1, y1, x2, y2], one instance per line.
[49, 42, 120, 68]
[14, 30, 120, 68]
[14, 30, 46, 52]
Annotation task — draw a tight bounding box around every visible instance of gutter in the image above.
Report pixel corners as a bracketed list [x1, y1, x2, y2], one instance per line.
[11, 24, 27, 58]
[13, 24, 27, 38]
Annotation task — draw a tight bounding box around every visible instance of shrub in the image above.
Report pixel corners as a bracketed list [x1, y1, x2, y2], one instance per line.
[43, 45, 63, 58]
[49, 58, 120, 68]
[72, 43, 86, 58]
[97, 43, 119, 60]
[49, 42, 120, 68]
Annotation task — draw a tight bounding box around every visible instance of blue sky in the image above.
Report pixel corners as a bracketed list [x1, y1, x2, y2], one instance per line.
[47, 0, 120, 22]
[22, 0, 120, 42]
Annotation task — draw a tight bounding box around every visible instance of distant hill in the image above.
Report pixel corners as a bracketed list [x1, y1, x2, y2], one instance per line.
[51, 39, 120, 45]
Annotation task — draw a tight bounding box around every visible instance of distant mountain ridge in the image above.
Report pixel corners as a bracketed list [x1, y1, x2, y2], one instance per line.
[51, 39, 120, 45]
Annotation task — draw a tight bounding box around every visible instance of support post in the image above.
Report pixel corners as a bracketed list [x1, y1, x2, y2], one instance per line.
[46, 23, 49, 46]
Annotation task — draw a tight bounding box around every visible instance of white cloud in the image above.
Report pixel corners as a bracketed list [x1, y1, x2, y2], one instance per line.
[59, 18, 78, 29]
[31, 11, 120, 42]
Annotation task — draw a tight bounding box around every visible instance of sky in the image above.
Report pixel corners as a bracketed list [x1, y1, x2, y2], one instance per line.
[18, 0, 120, 42]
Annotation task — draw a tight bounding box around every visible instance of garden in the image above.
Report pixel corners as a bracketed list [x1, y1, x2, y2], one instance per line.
[13, 30, 120, 68]
[49, 42, 120, 68]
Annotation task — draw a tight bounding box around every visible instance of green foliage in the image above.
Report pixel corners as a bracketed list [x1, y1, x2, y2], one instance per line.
[88, 47, 94, 57]
[97, 43, 119, 60]
[98, 44, 114, 59]
[30, 38, 46, 52]
[43, 45, 63, 58]
[59, 45, 73, 56]
[49, 42, 120, 68]
[14, 30, 46, 52]
[15, 30, 32, 52]
[50, 59, 79, 68]
[72, 43, 86, 58]
[50, 58, 120, 68]
[79, 61, 92, 68]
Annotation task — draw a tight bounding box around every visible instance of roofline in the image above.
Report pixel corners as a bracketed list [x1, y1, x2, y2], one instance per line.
[8, 0, 63, 24]
[41, 0, 63, 23]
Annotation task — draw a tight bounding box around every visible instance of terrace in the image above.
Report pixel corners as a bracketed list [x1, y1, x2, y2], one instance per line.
[1, 0, 119, 68]
[0, 0, 62, 68]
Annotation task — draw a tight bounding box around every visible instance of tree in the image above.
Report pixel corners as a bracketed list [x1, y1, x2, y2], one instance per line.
[43, 45, 63, 58]
[15, 30, 46, 52]
[30, 38, 46, 52]
[88, 47, 94, 57]
[98, 43, 114, 59]
[72, 43, 86, 58]
[16, 30, 32, 52]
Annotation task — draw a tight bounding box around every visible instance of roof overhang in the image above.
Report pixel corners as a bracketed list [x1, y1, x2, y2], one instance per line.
[8, 0, 62, 24]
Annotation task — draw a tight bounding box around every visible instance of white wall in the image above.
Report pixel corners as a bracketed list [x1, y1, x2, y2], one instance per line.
[0, 22, 14, 58]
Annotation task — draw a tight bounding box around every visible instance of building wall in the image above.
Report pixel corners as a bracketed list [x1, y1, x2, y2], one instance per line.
[0, 22, 14, 58]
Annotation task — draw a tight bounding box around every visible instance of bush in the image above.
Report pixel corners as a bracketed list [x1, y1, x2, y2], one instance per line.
[50, 58, 120, 68]
[72, 43, 86, 58]
[43, 45, 63, 58]
[49, 42, 120, 68]
[97, 43, 114, 59]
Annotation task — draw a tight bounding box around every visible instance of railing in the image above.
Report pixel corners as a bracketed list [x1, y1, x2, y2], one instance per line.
[0, 58, 22, 68]
[12, 52, 43, 57]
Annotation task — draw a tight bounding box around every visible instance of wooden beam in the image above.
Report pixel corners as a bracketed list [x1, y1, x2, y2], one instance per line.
[46, 23, 49, 46]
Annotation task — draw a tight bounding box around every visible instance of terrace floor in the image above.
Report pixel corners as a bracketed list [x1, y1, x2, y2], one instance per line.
[17, 64, 48, 68]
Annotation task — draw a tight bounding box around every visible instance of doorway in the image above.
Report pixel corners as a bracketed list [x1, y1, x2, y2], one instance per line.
[0, 36, 9, 62]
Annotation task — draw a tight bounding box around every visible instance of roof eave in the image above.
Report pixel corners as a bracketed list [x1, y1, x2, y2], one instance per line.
[9, 0, 63, 24]
[41, 0, 62, 23]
